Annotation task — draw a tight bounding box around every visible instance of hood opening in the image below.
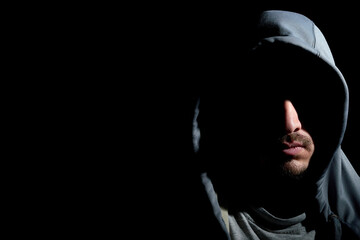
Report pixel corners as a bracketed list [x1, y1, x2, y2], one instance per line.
[246, 42, 348, 181]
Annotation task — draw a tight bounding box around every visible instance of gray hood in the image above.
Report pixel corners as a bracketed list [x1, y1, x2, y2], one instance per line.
[198, 10, 360, 238]
[250, 10, 360, 237]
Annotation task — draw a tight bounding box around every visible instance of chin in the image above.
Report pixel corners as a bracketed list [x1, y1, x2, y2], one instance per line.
[280, 160, 309, 179]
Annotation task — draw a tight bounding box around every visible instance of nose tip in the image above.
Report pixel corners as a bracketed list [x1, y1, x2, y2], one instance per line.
[284, 100, 302, 133]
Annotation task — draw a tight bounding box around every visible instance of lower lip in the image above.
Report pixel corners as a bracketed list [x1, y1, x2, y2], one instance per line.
[282, 147, 304, 156]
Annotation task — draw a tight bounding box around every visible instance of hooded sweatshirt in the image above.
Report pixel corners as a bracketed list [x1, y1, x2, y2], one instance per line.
[198, 10, 360, 240]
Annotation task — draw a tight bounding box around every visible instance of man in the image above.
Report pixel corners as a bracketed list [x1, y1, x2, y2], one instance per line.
[197, 10, 360, 239]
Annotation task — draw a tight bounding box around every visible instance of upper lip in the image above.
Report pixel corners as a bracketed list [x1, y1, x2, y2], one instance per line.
[282, 141, 304, 149]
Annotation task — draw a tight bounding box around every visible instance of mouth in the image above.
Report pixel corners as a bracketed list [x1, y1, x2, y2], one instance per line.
[281, 141, 305, 156]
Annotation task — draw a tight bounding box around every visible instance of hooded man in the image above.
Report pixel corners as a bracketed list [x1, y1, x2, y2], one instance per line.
[197, 10, 360, 240]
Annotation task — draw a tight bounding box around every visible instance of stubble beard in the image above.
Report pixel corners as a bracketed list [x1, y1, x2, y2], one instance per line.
[279, 160, 309, 180]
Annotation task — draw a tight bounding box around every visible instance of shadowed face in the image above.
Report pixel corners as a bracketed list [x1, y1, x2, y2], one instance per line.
[241, 66, 318, 179]
[243, 53, 321, 179]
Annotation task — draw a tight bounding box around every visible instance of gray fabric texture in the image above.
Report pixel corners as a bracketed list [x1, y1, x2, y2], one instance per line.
[228, 207, 315, 240]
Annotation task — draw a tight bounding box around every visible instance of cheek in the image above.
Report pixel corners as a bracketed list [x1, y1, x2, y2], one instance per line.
[247, 100, 284, 126]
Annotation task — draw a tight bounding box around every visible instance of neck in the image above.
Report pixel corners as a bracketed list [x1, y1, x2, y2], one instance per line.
[225, 162, 313, 218]
[254, 171, 310, 218]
